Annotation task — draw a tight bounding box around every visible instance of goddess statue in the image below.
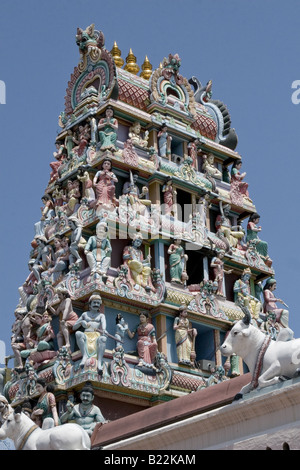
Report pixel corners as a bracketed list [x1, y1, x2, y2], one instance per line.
[167, 239, 188, 284]
[98, 107, 118, 152]
[127, 312, 158, 368]
[173, 305, 197, 366]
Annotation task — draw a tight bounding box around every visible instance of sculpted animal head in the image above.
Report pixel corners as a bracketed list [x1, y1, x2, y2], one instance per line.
[0, 406, 21, 441]
[220, 306, 254, 358]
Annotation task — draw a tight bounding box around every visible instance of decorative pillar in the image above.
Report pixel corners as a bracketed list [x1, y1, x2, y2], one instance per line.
[214, 329, 222, 366]
[203, 256, 209, 280]
[154, 240, 165, 281]
[155, 313, 167, 356]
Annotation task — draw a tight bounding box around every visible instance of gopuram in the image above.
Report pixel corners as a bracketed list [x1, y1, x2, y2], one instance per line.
[2, 24, 290, 440]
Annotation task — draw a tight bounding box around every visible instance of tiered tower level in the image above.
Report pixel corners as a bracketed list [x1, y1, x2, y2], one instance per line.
[4, 25, 286, 421]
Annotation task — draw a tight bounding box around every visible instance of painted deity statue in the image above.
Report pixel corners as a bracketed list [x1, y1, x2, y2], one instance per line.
[11, 308, 35, 370]
[115, 314, 128, 349]
[202, 153, 222, 179]
[246, 212, 269, 259]
[47, 287, 78, 349]
[26, 312, 56, 368]
[173, 305, 197, 366]
[34, 194, 55, 237]
[31, 379, 59, 428]
[47, 236, 70, 282]
[162, 176, 177, 216]
[215, 202, 244, 251]
[122, 171, 151, 216]
[73, 294, 107, 374]
[61, 383, 107, 436]
[77, 165, 95, 205]
[122, 234, 153, 291]
[61, 179, 81, 217]
[84, 221, 112, 277]
[210, 249, 232, 296]
[167, 239, 188, 284]
[230, 160, 251, 205]
[234, 268, 262, 319]
[98, 107, 118, 152]
[127, 312, 158, 368]
[68, 215, 86, 268]
[93, 158, 118, 211]
[128, 121, 149, 148]
[157, 123, 172, 160]
[263, 278, 289, 328]
[32, 236, 53, 283]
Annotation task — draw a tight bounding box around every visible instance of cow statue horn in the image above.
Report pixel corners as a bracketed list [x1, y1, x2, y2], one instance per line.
[239, 304, 251, 325]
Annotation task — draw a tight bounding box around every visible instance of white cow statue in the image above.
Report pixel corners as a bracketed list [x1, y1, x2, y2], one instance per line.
[0, 399, 91, 450]
[220, 307, 300, 399]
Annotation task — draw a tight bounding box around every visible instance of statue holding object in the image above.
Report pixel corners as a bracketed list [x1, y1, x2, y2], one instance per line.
[73, 293, 107, 374]
[173, 305, 197, 366]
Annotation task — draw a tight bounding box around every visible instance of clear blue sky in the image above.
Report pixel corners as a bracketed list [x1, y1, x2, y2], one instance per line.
[1, 0, 300, 365]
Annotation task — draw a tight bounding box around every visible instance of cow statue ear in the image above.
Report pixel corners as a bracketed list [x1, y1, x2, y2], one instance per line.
[242, 328, 251, 337]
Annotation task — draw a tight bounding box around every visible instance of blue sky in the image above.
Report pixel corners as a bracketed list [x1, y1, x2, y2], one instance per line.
[0, 0, 300, 365]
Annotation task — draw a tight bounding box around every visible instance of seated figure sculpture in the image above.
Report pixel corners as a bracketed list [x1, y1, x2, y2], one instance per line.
[98, 107, 118, 152]
[234, 268, 262, 320]
[122, 171, 151, 216]
[60, 383, 107, 436]
[215, 202, 244, 252]
[128, 121, 149, 148]
[84, 221, 112, 277]
[122, 234, 153, 292]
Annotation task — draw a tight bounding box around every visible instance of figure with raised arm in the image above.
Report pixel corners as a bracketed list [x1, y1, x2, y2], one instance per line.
[263, 278, 289, 328]
[60, 383, 107, 436]
[47, 287, 78, 349]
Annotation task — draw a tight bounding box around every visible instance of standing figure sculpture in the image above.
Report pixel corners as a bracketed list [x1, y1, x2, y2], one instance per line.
[31, 379, 59, 428]
[32, 236, 53, 283]
[173, 305, 197, 366]
[93, 158, 118, 211]
[60, 383, 107, 436]
[84, 221, 112, 277]
[127, 312, 158, 369]
[68, 215, 86, 268]
[77, 165, 95, 205]
[210, 249, 232, 296]
[98, 107, 118, 152]
[157, 123, 172, 160]
[162, 176, 177, 216]
[47, 287, 78, 350]
[115, 314, 128, 349]
[167, 239, 188, 284]
[73, 294, 107, 374]
[62, 179, 81, 216]
[263, 278, 289, 328]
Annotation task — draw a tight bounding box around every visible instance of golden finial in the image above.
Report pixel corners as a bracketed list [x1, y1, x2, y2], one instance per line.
[124, 48, 140, 75]
[140, 55, 152, 80]
[110, 41, 124, 68]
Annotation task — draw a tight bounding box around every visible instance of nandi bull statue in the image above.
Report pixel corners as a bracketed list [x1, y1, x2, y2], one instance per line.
[220, 306, 300, 400]
[0, 395, 91, 450]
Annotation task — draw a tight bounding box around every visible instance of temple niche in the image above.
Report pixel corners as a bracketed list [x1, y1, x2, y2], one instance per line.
[3, 23, 287, 436]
